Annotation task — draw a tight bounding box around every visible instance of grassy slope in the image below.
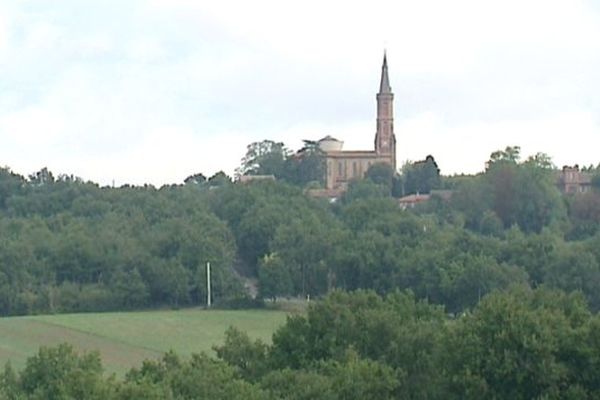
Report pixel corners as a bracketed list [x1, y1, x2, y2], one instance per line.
[0, 308, 287, 376]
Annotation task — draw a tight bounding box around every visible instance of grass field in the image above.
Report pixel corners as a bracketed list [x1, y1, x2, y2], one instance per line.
[0, 308, 288, 376]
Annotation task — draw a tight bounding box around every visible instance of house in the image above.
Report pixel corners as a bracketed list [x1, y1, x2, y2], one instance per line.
[557, 165, 592, 194]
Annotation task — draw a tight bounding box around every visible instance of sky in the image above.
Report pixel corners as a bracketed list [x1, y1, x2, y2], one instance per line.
[1, 0, 599, 186]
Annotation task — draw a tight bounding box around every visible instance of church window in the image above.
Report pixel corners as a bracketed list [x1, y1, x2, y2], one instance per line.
[338, 162, 343, 177]
[352, 162, 357, 177]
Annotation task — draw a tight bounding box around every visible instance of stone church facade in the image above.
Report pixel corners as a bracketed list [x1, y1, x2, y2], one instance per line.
[318, 54, 397, 191]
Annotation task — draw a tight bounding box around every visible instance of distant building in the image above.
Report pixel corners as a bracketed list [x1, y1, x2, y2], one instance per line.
[557, 165, 592, 194]
[398, 193, 431, 209]
[397, 190, 453, 210]
[317, 53, 397, 193]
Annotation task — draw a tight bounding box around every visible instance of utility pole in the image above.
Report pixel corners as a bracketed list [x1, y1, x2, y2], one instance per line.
[206, 262, 211, 308]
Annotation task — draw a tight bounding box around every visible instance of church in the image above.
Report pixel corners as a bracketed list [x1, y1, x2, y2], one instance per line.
[317, 53, 397, 193]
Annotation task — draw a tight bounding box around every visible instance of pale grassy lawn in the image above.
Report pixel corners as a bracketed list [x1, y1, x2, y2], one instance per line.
[0, 308, 287, 376]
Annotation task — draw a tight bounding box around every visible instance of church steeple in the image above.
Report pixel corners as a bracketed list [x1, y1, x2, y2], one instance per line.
[374, 52, 396, 169]
[379, 51, 392, 93]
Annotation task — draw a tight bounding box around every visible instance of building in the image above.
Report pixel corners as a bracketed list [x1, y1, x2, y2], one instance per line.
[318, 53, 397, 192]
[397, 190, 453, 210]
[557, 165, 593, 194]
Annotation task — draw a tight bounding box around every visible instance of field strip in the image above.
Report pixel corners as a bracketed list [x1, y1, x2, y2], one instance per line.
[30, 317, 164, 355]
[0, 309, 288, 375]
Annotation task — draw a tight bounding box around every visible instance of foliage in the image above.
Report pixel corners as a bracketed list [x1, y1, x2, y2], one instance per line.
[442, 286, 596, 399]
[364, 162, 394, 191]
[0, 177, 243, 315]
[213, 326, 269, 381]
[593, 173, 600, 190]
[14, 343, 112, 399]
[235, 139, 325, 187]
[6, 288, 600, 398]
[258, 253, 293, 300]
[286, 140, 327, 186]
[401, 155, 441, 195]
[451, 147, 566, 233]
[0, 143, 600, 318]
[236, 140, 290, 177]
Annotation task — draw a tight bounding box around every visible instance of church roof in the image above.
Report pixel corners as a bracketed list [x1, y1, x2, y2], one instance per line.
[379, 52, 392, 94]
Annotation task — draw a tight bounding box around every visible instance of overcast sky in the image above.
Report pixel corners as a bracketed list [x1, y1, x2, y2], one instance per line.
[1, 0, 599, 186]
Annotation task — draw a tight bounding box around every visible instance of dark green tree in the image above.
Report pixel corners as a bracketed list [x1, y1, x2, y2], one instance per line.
[365, 162, 395, 191]
[213, 327, 269, 382]
[183, 172, 207, 185]
[19, 343, 111, 399]
[442, 286, 593, 399]
[236, 140, 290, 178]
[286, 140, 326, 186]
[401, 155, 441, 195]
[258, 253, 293, 300]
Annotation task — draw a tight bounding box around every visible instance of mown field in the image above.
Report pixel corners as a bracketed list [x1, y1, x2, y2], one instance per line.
[0, 308, 288, 376]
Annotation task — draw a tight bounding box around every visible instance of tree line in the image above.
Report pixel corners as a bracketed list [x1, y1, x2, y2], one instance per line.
[0, 144, 600, 315]
[0, 167, 244, 315]
[3, 287, 600, 399]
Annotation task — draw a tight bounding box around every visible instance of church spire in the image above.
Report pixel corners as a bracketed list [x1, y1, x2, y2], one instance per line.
[375, 51, 396, 169]
[379, 51, 392, 94]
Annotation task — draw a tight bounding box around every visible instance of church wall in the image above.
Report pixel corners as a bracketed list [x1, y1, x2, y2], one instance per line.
[325, 153, 393, 189]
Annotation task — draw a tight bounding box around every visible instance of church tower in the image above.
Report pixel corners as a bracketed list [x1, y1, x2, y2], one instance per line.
[374, 52, 396, 169]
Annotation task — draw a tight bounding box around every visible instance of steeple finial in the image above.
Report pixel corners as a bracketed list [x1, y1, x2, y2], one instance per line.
[379, 51, 391, 93]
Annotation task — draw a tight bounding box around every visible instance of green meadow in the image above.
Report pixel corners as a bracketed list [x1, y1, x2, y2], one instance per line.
[0, 308, 287, 376]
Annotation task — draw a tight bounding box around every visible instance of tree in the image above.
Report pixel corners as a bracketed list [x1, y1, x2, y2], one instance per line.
[486, 145, 521, 167]
[442, 286, 592, 399]
[213, 327, 269, 382]
[260, 351, 400, 400]
[513, 160, 566, 233]
[236, 203, 290, 274]
[567, 192, 600, 239]
[592, 173, 600, 191]
[207, 171, 232, 187]
[449, 175, 493, 230]
[365, 162, 395, 192]
[365, 162, 394, 187]
[183, 173, 207, 185]
[143, 259, 190, 307]
[269, 216, 339, 296]
[323, 351, 399, 400]
[268, 290, 446, 398]
[123, 351, 267, 400]
[236, 140, 290, 178]
[401, 155, 441, 195]
[258, 253, 293, 300]
[477, 148, 566, 233]
[286, 140, 326, 186]
[0, 167, 25, 209]
[485, 155, 519, 227]
[260, 368, 337, 400]
[28, 167, 55, 185]
[441, 255, 529, 312]
[544, 244, 600, 309]
[525, 152, 555, 170]
[341, 180, 390, 203]
[19, 343, 111, 399]
[111, 268, 150, 309]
